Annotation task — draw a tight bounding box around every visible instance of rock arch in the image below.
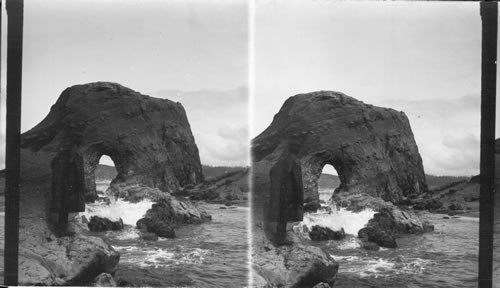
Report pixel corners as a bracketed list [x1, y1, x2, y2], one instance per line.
[252, 91, 426, 211]
[21, 81, 203, 205]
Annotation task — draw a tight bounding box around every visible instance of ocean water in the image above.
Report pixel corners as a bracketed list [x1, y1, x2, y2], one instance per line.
[80, 182, 248, 287]
[300, 192, 479, 288]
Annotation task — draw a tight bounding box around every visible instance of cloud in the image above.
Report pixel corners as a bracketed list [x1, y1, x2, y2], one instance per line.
[379, 94, 480, 176]
[154, 87, 249, 167]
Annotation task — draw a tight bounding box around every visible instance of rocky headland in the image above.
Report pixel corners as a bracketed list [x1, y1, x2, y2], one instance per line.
[17, 82, 210, 285]
[251, 91, 430, 287]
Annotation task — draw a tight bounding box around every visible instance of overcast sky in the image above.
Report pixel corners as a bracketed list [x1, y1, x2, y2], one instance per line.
[254, 0, 483, 176]
[8, 0, 248, 167]
[0, 1, 498, 176]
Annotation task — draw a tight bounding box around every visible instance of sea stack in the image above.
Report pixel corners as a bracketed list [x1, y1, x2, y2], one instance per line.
[252, 91, 426, 210]
[18, 82, 203, 285]
[251, 91, 426, 287]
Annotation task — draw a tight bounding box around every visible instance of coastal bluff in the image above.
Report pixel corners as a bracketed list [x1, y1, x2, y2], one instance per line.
[18, 82, 203, 285]
[251, 91, 426, 287]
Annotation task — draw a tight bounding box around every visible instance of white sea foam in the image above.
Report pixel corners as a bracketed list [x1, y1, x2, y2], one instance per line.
[118, 246, 212, 268]
[301, 206, 376, 236]
[337, 238, 361, 250]
[113, 227, 141, 240]
[332, 255, 429, 277]
[80, 198, 153, 226]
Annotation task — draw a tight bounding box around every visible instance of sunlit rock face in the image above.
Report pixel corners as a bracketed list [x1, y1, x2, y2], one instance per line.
[252, 91, 426, 210]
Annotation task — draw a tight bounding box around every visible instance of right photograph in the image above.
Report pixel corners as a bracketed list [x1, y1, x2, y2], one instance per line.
[251, 1, 481, 287]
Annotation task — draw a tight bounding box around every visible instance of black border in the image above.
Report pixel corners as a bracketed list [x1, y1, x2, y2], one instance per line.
[4, 0, 22, 285]
[1, 1, 498, 287]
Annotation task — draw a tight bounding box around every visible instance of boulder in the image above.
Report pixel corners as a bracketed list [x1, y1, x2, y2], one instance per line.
[139, 231, 159, 241]
[309, 226, 345, 241]
[360, 241, 380, 251]
[422, 221, 435, 233]
[91, 273, 117, 287]
[358, 227, 397, 248]
[312, 282, 332, 288]
[88, 216, 124, 232]
[449, 202, 465, 210]
[135, 195, 211, 238]
[111, 183, 211, 224]
[333, 192, 430, 243]
[252, 232, 339, 288]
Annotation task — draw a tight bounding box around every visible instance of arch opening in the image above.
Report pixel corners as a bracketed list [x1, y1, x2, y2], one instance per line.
[318, 164, 341, 203]
[301, 151, 351, 208]
[82, 144, 130, 202]
[95, 155, 118, 198]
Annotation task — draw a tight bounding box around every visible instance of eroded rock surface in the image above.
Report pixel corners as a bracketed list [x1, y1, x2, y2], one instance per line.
[252, 91, 426, 207]
[19, 218, 119, 286]
[252, 231, 339, 288]
[21, 82, 203, 201]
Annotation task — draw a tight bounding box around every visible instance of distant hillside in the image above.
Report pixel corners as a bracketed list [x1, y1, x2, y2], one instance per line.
[425, 175, 470, 191]
[95, 163, 248, 185]
[202, 165, 248, 180]
[95, 164, 118, 181]
[317, 173, 471, 193]
[318, 173, 341, 190]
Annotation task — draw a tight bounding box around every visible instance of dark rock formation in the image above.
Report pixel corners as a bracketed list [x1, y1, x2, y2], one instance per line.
[137, 214, 175, 238]
[312, 283, 332, 288]
[19, 228, 120, 285]
[252, 91, 428, 286]
[360, 241, 380, 251]
[18, 82, 203, 285]
[422, 221, 435, 233]
[139, 231, 159, 241]
[88, 216, 124, 232]
[358, 227, 397, 248]
[90, 273, 117, 287]
[21, 82, 203, 201]
[252, 91, 426, 208]
[135, 192, 211, 239]
[309, 226, 345, 241]
[252, 231, 339, 288]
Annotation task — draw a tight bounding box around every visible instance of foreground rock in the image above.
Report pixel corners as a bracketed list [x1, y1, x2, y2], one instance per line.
[88, 216, 124, 232]
[252, 231, 339, 287]
[309, 226, 345, 241]
[19, 218, 119, 286]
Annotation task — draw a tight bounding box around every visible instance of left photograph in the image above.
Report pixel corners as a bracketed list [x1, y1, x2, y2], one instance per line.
[16, 0, 249, 286]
